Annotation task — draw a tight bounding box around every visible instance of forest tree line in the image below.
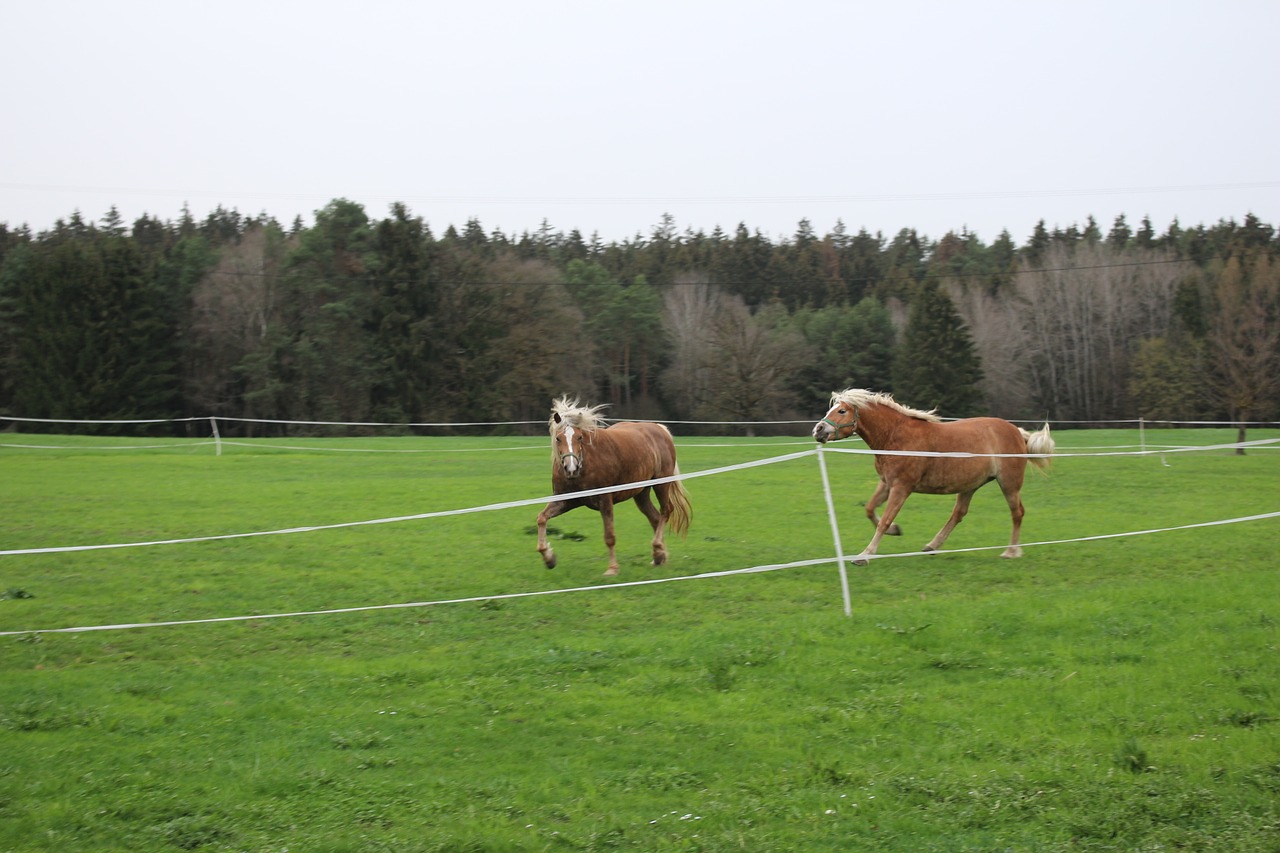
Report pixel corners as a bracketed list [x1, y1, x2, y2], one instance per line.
[1, 202, 1278, 435]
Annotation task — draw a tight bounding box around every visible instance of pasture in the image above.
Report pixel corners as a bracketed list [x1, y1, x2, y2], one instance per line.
[1, 428, 1278, 852]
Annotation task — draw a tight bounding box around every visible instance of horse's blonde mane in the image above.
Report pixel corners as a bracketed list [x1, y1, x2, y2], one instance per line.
[549, 396, 608, 435]
[831, 388, 941, 423]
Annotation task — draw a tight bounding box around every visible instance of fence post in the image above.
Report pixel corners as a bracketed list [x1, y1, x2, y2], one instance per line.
[816, 445, 853, 617]
[209, 417, 222, 457]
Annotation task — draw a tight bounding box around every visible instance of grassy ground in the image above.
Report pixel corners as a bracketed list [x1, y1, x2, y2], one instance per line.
[1, 429, 1277, 851]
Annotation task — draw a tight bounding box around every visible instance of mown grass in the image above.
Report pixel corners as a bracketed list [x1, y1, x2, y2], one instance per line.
[1, 429, 1278, 851]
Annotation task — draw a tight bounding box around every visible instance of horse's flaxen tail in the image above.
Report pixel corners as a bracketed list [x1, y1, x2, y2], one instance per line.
[1022, 423, 1056, 472]
[664, 465, 693, 538]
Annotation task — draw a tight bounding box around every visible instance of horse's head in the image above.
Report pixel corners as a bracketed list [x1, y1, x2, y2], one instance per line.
[551, 412, 585, 478]
[812, 391, 862, 443]
[813, 388, 939, 443]
[548, 397, 607, 480]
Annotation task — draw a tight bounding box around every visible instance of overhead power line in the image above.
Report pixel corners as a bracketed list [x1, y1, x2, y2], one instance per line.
[3, 180, 1279, 206]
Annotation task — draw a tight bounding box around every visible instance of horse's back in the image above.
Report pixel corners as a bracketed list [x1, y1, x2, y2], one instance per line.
[935, 417, 1027, 454]
[883, 416, 1028, 494]
[609, 421, 672, 441]
[605, 421, 677, 473]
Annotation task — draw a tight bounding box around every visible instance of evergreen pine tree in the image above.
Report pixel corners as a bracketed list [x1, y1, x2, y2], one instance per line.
[3, 229, 180, 429]
[1025, 220, 1050, 266]
[366, 203, 434, 421]
[794, 298, 896, 401]
[892, 281, 984, 416]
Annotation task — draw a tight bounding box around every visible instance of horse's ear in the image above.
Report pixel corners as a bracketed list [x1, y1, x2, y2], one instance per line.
[552, 412, 563, 425]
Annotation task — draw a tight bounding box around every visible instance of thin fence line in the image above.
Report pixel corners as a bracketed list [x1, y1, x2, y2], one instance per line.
[0, 441, 219, 451]
[4, 413, 1279, 429]
[853, 510, 1280, 558]
[217, 440, 548, 454]
[4, 435, 1277, 556]
[0, 416, 206, 425]
[5, 434, 1277, 456]
[0, 414, 543, 428]
[821, 438, 1280, 458]
[214, 416, 545, 427]
[0, 559, 835, 637]
[0, 437, 819, 453]
[3, 510, 1275, 638]
[0, 449, 818, 556]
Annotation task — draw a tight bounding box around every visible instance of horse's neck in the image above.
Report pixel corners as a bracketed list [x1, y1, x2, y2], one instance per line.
[577, 429, 619, 474]
[857, 406, 908, 449]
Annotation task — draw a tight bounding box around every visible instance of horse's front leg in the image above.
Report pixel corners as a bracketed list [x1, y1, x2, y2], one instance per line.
[856, 484, 912, 565]
[924, 490, 975, 553]
[598, 497, 620, 576]
[864, 479, 902, 536]
[536, 499, 571, 569]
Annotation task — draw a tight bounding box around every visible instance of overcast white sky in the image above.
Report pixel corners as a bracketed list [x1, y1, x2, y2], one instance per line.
[3, 0, 1277, 245]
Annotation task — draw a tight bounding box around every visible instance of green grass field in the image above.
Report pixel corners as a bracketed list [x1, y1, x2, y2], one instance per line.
[2, 429, 1278, 851]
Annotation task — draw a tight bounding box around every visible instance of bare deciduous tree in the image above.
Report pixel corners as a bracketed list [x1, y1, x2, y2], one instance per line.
[701, 296, 812, 434]
[485, 256, 598, 424]
[659, 280, 813, 432]
[1204, 253, 1280, 450]
[659, 274, 720, 419]
[186, 225, 291, 421]
[954, 242, 1188, 420]
[947, 281, 1030, 418]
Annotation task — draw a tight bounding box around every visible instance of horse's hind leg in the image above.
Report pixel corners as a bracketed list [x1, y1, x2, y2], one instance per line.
[635, 487, 668, 566]
[1000, 489, 1027, 558]
[865, 479, 901, 536]
[923, 490, 975, 553]
[997, 464, 1029, 558]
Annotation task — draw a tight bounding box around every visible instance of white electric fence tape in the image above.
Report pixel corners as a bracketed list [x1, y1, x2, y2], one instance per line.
[2, 434, 1278, 636]
[0, 450, 817, 556]
[821, 438, 1280, 458]
[2, 511, 1275, 637]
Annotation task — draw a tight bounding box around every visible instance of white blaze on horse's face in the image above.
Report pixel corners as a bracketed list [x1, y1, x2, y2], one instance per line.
[813, 403, 853, 443]
[558, 425, 582, 478]
[813, 413, 834, 443]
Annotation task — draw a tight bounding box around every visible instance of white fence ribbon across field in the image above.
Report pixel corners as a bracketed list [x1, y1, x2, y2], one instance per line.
[0, 449, 818, 557]
[822, 437, 1280, 458]
[2, 510, 1277, 637]
[3, 436, 1278, 636]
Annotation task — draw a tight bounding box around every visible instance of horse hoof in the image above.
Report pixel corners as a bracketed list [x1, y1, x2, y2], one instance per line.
[542, 554, 557, 570]
[887, 524, 902, 536]
[921, 546, 935, 553]
[603, 567, 619, 577]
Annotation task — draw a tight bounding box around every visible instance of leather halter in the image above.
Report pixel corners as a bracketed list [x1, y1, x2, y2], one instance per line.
[822, 405, 859, 439]
[558, 447, 583, 475]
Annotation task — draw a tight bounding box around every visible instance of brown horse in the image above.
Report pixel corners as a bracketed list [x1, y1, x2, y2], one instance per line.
[813, 389, 1054, 563]
[536, 398, 692, 576]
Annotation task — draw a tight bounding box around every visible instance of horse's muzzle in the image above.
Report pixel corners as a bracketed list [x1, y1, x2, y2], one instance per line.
[559, 453, 583, 478]
[812, 422, 833, 443]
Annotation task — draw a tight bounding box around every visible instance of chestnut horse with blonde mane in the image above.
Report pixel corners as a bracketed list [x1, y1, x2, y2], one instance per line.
[813, 389, 1054, 563]
[536, 398, 692, 576]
